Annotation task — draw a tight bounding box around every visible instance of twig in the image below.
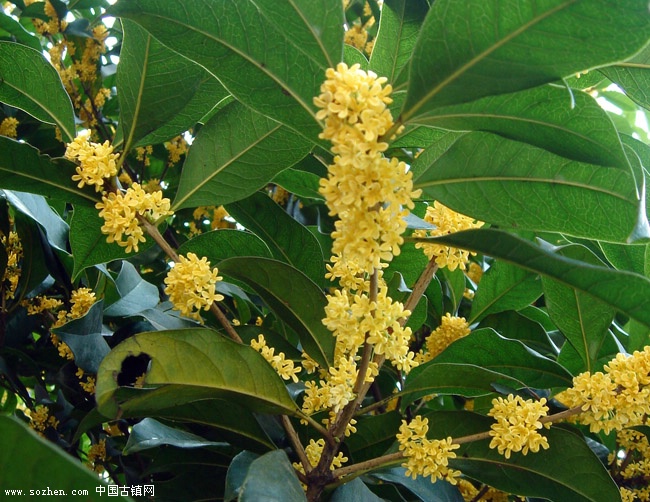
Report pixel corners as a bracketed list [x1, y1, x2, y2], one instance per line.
[282, 415, 311, 474]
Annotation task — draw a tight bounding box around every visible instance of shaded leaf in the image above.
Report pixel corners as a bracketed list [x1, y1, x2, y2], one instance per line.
[103, 261, 159, 317]
[225, 451, 260, 502]
[414, 131, 647, 242]
[95, 329, 299, 418]
[373, 467, 463, 502]
[218, 257, 334, 369]
[0, 137, 97, 207]
[0, 416, 130, 501]
[178, 228, 273, 265]
[0, 11, 42, 52]
[173, 101, 311, 210]
[417, 228, 650, 329]
[330, 478, 383, 502]
[433, 328, 572, 388]
[225, 192, 324, 284]
[402, 0, 650, 122]
[272, 168, 323, 201]
[123, 417, 227, 454]
[239, 450, 307, 502]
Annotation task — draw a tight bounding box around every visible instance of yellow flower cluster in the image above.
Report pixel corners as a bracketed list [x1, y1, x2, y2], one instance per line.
[65, 131, 119, 192]
[189, 206, 232, 235]
[24, 295, 64, 315]
[87, 438, 107, 472]
[610, 429, 650, 499]
[487, 395, 550, 459]
[417, 313, 471, 363]
[458, 480, 524, 502]
[0, 117, 18, 138]
[165, 135, 189, 165]
[292, 438, 348, 477]
[1, 231, 22, 301]
[555, 347, 650, 434]
[135, 145, 153, 167]
[25, 0, 65, 36]
[163, 253, 224, 320]
[315, 62, 420, 274]
[76, 368, 96, 394]
[95, 183, 173, 253]
[396, 416, 461, 484]
[414, 202, 484, 271]
[250, 335, 302, 383]
[29, 404, 59, 434]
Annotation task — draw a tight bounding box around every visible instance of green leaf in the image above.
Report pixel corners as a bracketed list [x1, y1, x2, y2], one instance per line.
[478, 310, 554, 355]
[0, 137, 97, 206]
[470, 260, 542, 323]
[111, 0, 344, 142]
[69, 204, 156, 280]
[418, 228, 650, 330]
[123, 418, 227, 454]
[412, 85, 630, 170]
[225, 451, 260, 502]
[239, 450, 307, 502]
[225, 192, 325, 284]
[217, 257, 334, 369]
[401, 362, 523, 405]
[433, 328, 573, 388]
[369, 0, 428, 87]
[95, 329, 299, 418]
[330, 478, 383, 502]
[0, 41, 75, 141]
[541, 245, 616, 373]
[173, 101, 312, 210]
[178, 229, 273, 265]
[272, 168, 324, 201]
[372, 467, 463, 502]
[0, 12, 42, 52]
[345, 412, 402, 463]
[103, 261, 159, 317]
[402, 0, 650, 122]
[600, 43, 650, 111]
[414, 132, 648, 242]
[117, 19, 228, 152]
[600, 241, 650, 277]
[0, 416, 131, 501]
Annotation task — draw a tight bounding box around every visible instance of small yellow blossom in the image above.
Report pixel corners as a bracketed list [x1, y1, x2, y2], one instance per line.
[487, 394, 550, 459]
[135, 145, 153, 167]
[292, 438, 347, 477]
[417, 313, 470, 363]
[23, 295, 64, 315]
[1, 231, 22, 301]
[250, 335, 302, 383]
[165, 135, 189, 165]
[95, 183, 173, 253]
[87, 438, 108, 472]
[29, 404, 59, 434]
[164, 253, 224, 320]
[76, 368, 96, 394]
[65, 131, 119, 192]
[414, 202, 484, 271]
[0, 117, 18, 138]
[396, 416, 461, 484]
[344, 24, 368, 51]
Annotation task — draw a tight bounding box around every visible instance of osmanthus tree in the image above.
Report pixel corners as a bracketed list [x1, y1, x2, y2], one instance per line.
[1, 0, 650, 501]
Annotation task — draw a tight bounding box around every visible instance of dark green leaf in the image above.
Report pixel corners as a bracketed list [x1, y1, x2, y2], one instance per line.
[0, 416, 130, 501]
[346, 411, 402, 463]
[470, 260, 542, 323]
[330, 478, 383, 502]
[433, 328, 572, 388]
[412, 85, 630, 170]
[95, 329, 299, 418]
[402, 0, 650, 122]
[0, 12, 42, 52]
[369, 0, 428, 87]
[103, 261, 159, 317]
[478, 310, 554, 355]
[226, 192, 325, 284]
[418, 228, 650, 330]
[239, 450, 307, 502]
[112, 0, 344, 142]
[218, 257, 334, 369]
[373, 467, 463, 502]
[541, 245, 616, 373]
[225, 451, 260, 502]
[123, 418, 226, 454]
[178, 228, 273, 265]
[0, 137, 97, 206]
[0, 41, 75, 141]
[414, 132, 647, 242]
[272, 168, 324, 201]
[173, 102, 312, 210]
[117, 19, 228, 152]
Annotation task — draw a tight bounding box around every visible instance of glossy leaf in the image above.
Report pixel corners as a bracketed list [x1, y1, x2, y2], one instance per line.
[417, 228, 650, 329]
[345, 412, 401, 463]
[433, 328, 573, 388]
[425, 411, 620, 501]
[173, 101, 311, 210]
[117, 19, 228, 152]
[330, 478, 383, 502]
[0, 41, 75, 141]
[0, 11, 42, 52]
[112, 0, 344, 142]
[239, 450, 307, 502]
[373, 467, 463, 502]
[218, 257, 334, 369]
[402, 0, 650, 122]
[225, 192, 325, 284]
[178, 228, 273, 265]
[95, 329, 299, 418]
[103, 261, 159, 317]
[368, 0, 428, 87]
[412, 85, 630, 170]
[272, 168, 323, 201]
[0, 416, 129, 501]
[0, 137, 97, 207]
[123, 417, 226, 454]
[414, 131, 648, 242]
[541, 245, 616, 373]
[470, 260, 542, 323]
[601, 43, 650, 111]
[225, 451, 259, 502]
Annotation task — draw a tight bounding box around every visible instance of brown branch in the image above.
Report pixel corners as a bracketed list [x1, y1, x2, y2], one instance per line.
[282, 415, 311, 474]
